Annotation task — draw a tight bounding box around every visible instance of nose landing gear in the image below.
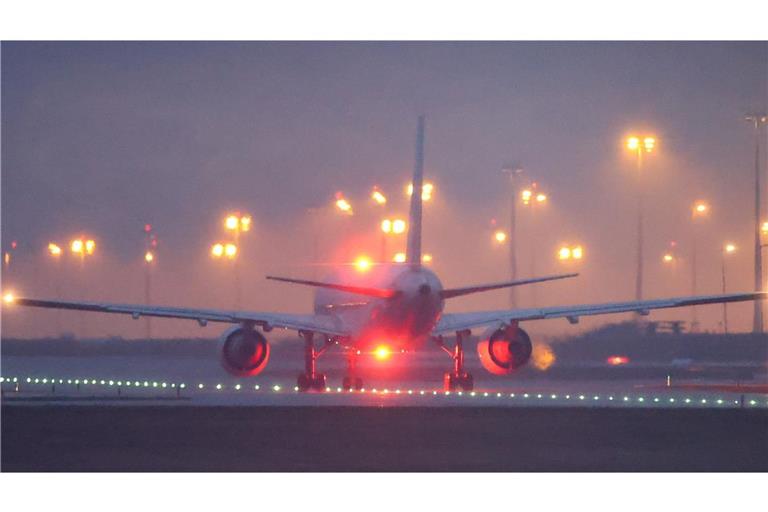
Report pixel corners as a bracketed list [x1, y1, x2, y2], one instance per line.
[436, 330, 474, 392]
[342, 350, 363, 391]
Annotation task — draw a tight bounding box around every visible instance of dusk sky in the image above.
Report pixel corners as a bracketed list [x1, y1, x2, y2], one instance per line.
[2, 41, 767, 337]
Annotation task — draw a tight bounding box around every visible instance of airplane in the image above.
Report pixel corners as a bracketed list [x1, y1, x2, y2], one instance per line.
[4, 116, 765, 392]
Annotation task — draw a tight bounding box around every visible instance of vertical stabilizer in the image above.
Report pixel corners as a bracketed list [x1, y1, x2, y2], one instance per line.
[406, 116, 425, 266]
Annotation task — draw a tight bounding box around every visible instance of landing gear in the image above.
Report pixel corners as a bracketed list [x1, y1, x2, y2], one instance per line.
[296, 331, 332, 392]
[341, 350, 364, 391]
[436, 330, 474, 392]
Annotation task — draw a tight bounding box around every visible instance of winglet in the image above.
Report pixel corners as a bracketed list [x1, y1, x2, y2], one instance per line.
[406, 115, 425, 267]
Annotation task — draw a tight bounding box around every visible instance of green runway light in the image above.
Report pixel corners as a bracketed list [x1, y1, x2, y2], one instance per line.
[638, 397, 644, 402]
[669, 398, 675, 403]
[216, 384, 222, 390]
[126, 381, 131, 386]
[117, 381, 122, 386]
[235, 384, 241, 390]
[59, 379, 64, 384]
[180, 384, 186, 389]
[75, 379, 80, 384]
[484, 392, 489, 397]
[497, 393, 502, 397]
[0, 377, 4, 383]
[67, 379, 72, 384]
[470, 391, 476, 397]
[524, 393, 530, 398]
[100, 380, 105, 385]
[511, 393, 516, 398]
[162, 382, 167, 388]
[564, 395, 569, 399]
[701, 399, 707, 404]
[623, 396, 629, 401]
[685, 398, 691, 403]
[608, 396, 614, 401]
[152, 382, 158, 388]
[654, 397, 659, 402]
[143, 381, 149, 387]
[716, 399, 723, 404]
[134, 381, 140, 386]
[26, 378, 31, 383]
[294, 386, 299, 391]
[198, 383, 204, 389]
[749, 400, 757, 406]
[273, 385, 281, 391]
[551, 394, 557, 399]
[593, 396, 599, 400]
[578, 395, 584, 400]
[109, 381, 114, 386]
[42, 378, 48, 384]
[35, 378, 39, 383]
[254, 385, 260, 390]
[536, 394, 542, 398]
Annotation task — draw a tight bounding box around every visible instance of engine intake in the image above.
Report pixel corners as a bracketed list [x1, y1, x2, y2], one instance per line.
[477, 324, 532, 375]
[219, 326, 270, 377]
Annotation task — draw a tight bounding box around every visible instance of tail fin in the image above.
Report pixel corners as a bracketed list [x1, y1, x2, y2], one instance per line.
[406, 116, 425, 266]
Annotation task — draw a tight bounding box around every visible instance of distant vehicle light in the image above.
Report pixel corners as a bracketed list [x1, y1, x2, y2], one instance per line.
[607, 355, 630, 366]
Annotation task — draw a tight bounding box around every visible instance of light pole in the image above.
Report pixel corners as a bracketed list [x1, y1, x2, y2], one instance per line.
[690, 201, 709, 331]
[626, 135, 656, 306]
[721, 243, 737, 334]
[745, 113, 767, 334]
[224, 213, 251, 310]
[47, 242, 63, 335]
[502, 165, 524, 308]
[520, 182, 548, 307]
[143, 223, 157, 340]
[70, 236, 96, 338]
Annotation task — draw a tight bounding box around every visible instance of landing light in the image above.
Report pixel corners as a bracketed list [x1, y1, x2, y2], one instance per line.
[374, 345, 391, 361]
[3, 292, 14, 304]
[354, 255, 372, 272]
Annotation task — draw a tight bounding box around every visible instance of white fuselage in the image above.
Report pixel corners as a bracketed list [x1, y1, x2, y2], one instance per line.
[313, 264, 445, 350]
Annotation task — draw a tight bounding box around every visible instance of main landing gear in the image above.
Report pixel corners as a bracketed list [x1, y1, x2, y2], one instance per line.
[436, 330, 474, 392]
[296, 331, 363, 392]
[297, 331, 332, 392]
[342, 350, 364, 391]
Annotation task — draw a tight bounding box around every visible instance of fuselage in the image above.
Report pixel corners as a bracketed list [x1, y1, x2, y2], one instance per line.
[313, 264, 444, 350]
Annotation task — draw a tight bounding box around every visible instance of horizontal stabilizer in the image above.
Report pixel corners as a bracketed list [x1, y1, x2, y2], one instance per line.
[440, 273, 578, 299]
[266, 276, 400, 299]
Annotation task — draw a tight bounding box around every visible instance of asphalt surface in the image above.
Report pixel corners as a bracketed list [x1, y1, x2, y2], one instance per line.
[3, 405, 767, 471]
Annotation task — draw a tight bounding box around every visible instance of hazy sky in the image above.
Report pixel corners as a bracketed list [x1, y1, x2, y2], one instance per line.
[2, 41, 767, 337]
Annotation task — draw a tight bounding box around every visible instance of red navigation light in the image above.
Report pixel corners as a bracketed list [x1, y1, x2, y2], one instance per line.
[607, 355, 629, 366]
[374, 345, 391, 361]
[144, 224, 152, 233]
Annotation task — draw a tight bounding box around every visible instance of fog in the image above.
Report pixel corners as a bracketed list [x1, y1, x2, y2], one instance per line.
[2, 41, 766, 338]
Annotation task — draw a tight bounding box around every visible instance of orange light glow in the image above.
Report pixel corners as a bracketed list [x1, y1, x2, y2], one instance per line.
[607, 355, 630, 366]
[762, 221, 768, 235]
[374, 345, 391, 361]
[144, 251, 155, 263]
[85, 240, 96, 255]
[393, 252, 406, 263]
[406, 182, 434, 201]
[724, 243, 736, 254]
[692, 201, 709, 216]
[354, 255, 372, 272]
[536, 193, 547, 203]
[381, 219, 392, 233]
[224, 243, 237, 258]
[3, 292, 15, 304]
[371, 188, 387, 205]
[225, 215, 239, 230]
[392, 219, 406, 234]
[211, 243, 224, 257]
[48, 243, 62, 257]
[521, 189, 532, 204]
[422, 253, 433, 263]
[558, 246, 571, 260]
[494, 230, 507, 243]
[70, 239, 84, 254]
[571, 246, 583, 260]
[532, 342, 556, 371]
[663, 253, 674, 263]
[335, 192, 353, 214]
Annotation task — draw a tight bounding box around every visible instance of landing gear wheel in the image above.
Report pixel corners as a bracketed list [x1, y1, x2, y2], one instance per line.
[342, 376, 352, 391]
[354, 377, 363, 391]
[297, 373, 312, 392]
[444, 372, 457, 392]
[311, 373, 327, 391]
[461, 373, 474, 391]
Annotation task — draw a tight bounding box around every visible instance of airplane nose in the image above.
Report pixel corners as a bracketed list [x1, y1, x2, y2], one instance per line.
[419, 284, 432, 295]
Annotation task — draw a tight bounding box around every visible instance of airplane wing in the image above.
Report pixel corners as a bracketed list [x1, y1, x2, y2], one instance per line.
[433, 291, 766, 335]
[8, 297, 349, 337]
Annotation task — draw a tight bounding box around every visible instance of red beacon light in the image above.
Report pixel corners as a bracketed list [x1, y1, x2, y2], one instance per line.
[606, 355, 630, 366]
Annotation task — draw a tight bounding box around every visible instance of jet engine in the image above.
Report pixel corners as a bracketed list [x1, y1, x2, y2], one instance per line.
[476, 324, 532, 375]
[218, 325, 270, 376]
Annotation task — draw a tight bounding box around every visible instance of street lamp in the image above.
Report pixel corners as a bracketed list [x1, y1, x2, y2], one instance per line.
[626, 134, 656, 305]
[721, 243, 737, 333]
[557, 244, 584, 262]
[406, 181, 434, 202]
[371, 187, 387, 205]
[380, 218, 406, 262]
[335, 192, 353, 214]
[493, 230, 507, 244]
[746, 113, 767, 334]
[690, 200, 710, 331]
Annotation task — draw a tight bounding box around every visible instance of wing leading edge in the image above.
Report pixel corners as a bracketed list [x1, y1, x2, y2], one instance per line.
[433, 291, 766, 335]
[9, 297, 349, 337]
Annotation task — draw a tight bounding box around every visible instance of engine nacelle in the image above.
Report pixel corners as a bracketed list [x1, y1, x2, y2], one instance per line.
[477, 324, 533, 375]
[218, 325, 270, 377]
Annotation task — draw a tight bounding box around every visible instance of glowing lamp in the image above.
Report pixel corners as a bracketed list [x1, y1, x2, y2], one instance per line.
[422, 253, 433, 263]
[724, 243, 736, 254]
[3, 292, 15, 304]
[48, 243, 62, 257]
[354, 255, 372, 272]
[211, 243, 224, 257]
[571, 246, 583, 260]
[558, 247, 571, 260]
[663, 253, 674, 263]
[626, 136, 640, 150]
[225, 215, 239, 230]
[393, 252, 406, 263]
[85, 240, 95, 255]
[392, 219, 406, 234]
[144, 251, 154, 263]
[521, 189, 532, 204]
[494, 231, 507, 243]
[535, 193, 547, 203]
[374, 345, 391, 361]
[70, 239, 84, 254]
[224, 243, 237, 258]
[371, 188, 387, 205]
[381, 219, 392, 233]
